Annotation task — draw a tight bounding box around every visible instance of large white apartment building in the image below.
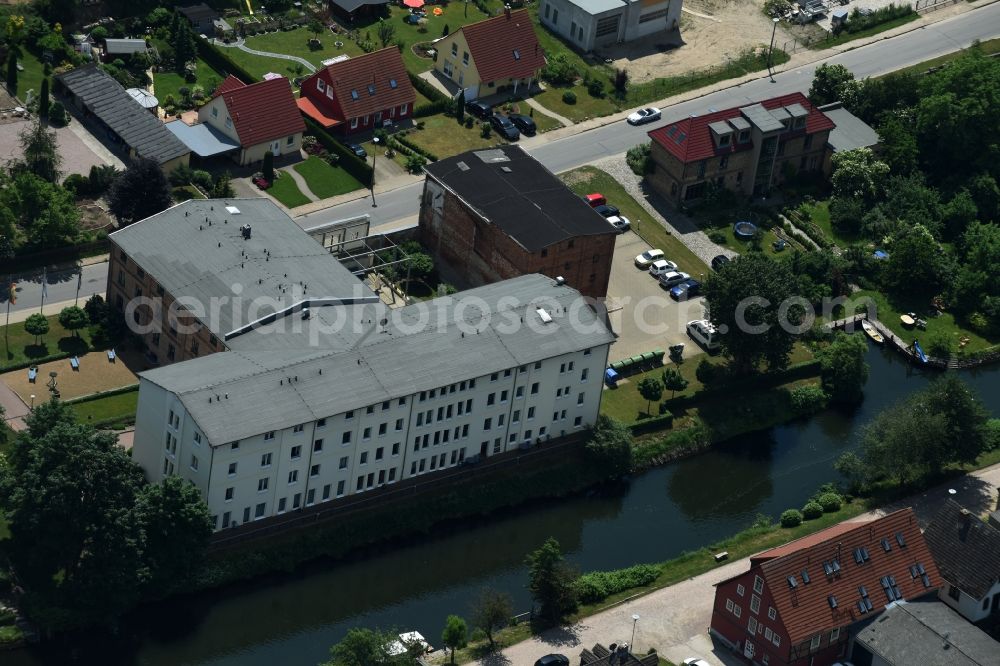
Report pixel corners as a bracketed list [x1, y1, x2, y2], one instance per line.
[125, 200, 616, 531]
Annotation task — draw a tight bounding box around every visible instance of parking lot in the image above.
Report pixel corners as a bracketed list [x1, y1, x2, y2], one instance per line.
[605, 231, 709, 363]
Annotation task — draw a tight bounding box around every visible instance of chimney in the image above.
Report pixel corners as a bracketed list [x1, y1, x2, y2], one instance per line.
[505, 4, 511, 18]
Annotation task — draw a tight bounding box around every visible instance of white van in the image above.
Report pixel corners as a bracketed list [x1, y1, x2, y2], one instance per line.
[687, 319, 720, 351]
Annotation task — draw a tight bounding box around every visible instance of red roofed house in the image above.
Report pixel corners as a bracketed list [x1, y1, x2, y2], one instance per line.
[297, 47, 415, 135]
[198, 75, 305, 166]
[433, 7, 546, 100]
[709, 508, 941, 666]
[646, 92, 835, 203]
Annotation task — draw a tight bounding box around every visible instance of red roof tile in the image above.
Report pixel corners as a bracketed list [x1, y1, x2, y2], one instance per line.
[757, 509, 940, 646]
[216, 76, 305, 147]
[648, 92, 835, 164]
[303, 48, 415, 123]
[296, 96, 342, 128]
[459, 9, 545, 84]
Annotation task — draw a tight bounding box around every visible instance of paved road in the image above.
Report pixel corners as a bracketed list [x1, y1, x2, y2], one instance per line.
[2, 262, 109, 318]
[297, 4, 1000, 231]
[477, 463, 1000, 666]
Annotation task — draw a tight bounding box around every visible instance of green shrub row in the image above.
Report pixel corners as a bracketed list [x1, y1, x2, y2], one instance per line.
[838, 3, 914, 34]
[778, 487, 844, 528]
[408, 71, 448, 103]
[303, 119, 374, 185]
[66, 384, 140, 405]
[414, 98, 452, 118]
[394, 133, 438, 161]
[575, 564, 661, 604]
[194, 39, 256, 88]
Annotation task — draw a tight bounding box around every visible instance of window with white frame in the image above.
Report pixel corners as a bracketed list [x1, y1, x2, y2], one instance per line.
[830, 627, 840, 642]
[317, 78, 325, 92]
[768, 606, 776, 620]
[726, 599, 734, 612]
[734, 604, 742, 618]
[772, 634, 780, 647]
[754, 575, 764, 594]
[737, 584, 745, 597]
[751, 595, 761, 614]
[810, 635, 821, 651]
[765, 627, 773, 641]
[748, 617, 757, 636]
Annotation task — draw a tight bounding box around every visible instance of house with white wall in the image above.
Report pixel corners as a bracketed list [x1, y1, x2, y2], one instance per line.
[539, 0, 681, 54]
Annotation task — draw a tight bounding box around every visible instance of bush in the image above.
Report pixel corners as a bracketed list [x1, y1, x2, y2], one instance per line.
[562, 90, 577, 105]
[480, 121, 492, 138]
[542, 52, 579, 85]
[802, 501, 824, 520]
[780, 509, 803, 528]
[695, 358, 723, 386]
[405, 154, 427, 174]
[587, 78, 605, 98]
[817, 492, 842, 512]
[789, 384, 827, 415]
[708, 230, 727, 244]
[63, 173, 90, 196]
[574, 564, 660, 604]
[626, 143, 652, 176]
[48, 100, 68, 126]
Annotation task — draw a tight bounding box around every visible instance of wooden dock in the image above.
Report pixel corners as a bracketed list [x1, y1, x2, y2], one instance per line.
[826, 314, 949, 369]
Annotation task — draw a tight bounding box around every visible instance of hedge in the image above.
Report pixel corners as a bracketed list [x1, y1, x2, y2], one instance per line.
[414, 98, 452, 118]
[780, 509, 803, 528]
[408, 71, 447, 104]
[394, 133, 438, 161]
[575, 564, 661, 604]
[304, 118, 374, 185]
[194, 39, 256, 87]
[66, 383, 140, 405]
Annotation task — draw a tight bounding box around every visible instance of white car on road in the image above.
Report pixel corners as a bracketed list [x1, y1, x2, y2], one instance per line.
[634, 248, 664, 268]
[627, 107, 662, 125]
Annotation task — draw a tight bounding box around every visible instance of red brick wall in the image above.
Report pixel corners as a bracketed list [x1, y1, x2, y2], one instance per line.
[419, 182, 614, 298]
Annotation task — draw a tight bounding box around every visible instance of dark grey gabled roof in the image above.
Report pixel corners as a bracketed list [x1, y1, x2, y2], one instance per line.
[424, 145, 615, 252]
[55, 65, 189, 165]
[923, 499, 1000, 600]
[855, 601, 1000, 666]
[177, 3, 220, 21]
[331, 0, 389, 13]
[819, 102, 880, 153]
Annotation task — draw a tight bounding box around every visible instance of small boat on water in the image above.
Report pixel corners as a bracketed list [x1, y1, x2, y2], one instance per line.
[861, 319, 884, 344]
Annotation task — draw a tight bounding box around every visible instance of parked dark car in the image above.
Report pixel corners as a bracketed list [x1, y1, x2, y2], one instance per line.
[711, 254, 731, 271]
[490, 113, 520, 141]
[508, 113, 536, 136]
[534, 656, 570, 666]
[343, 142, 367, 159]
[466, 100, 493, 119]
[670, 278, 702, 301]
[593, 204, 620, 218]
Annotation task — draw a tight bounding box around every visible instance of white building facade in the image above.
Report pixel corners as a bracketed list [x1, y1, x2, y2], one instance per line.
[539, 0, 681, 54]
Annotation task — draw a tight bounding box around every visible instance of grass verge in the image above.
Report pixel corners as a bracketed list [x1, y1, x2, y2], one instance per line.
[558, 166, 709, 277]
[293, 156, 364, 199]
[888, 37, 1000, 76]
[69, 386, 139, 429]
[407, 113, 507, 158]
[268, 172, 311, 208]
[0, 315, 97, 372]
[809, 13, 920, 50]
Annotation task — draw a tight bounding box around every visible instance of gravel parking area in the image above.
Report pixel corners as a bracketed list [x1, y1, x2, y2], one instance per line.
[0, 118, 119, 179]
[606, 232, 708, 363]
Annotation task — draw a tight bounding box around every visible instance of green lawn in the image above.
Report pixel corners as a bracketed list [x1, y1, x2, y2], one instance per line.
[173, 185, 206, 202]
[711, 222, 791, 258]
[268, 172, 311, 208]
[809, 13, 920, 50]
[240, 27, 368, 79]
[1, 315, 96, 371]
[889, 37, 1000, 77]
[69, 387, 139, 428]
[154, 58, 224, 105]
[292, 156, 364, 199]
[558, 166, 709, 278]
[853, 289, 999, 357]
[534, 84, 619, 123]
[406, 113, 506, 158]
[795, 199, 859, 247]
[13, 51, 47, 102]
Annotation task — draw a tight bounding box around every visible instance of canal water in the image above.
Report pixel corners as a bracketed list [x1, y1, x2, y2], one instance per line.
[12, 345, 1000, 666]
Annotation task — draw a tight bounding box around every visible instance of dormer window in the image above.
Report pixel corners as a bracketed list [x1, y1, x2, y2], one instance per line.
[719, 134, 731, 146]
[794, 116, 806, 129]
[368, 83, 376, 95]
[317, 78, 325, 92]
[350, 89, 359, 100]
[738, 130, 750, 143]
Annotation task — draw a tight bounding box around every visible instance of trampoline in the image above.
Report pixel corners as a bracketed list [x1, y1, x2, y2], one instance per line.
[733, 220, 758, 240]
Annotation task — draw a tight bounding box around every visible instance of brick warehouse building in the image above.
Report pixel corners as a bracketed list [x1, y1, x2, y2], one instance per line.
[710, 508, 940, 666]
[646, 92, 835, 203]
[419, 145, 617, 299]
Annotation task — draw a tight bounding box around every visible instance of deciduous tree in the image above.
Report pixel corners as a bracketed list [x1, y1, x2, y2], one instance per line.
[525, 538, 578, 627]
[441, 615, 467, 664]
[23, 312, 49, 344]
[57, 305, 88, 337]
[108, 157, 173, 226]
[323, 627, 406, 666]
[817, 331, 868, 403]
[808, 63, 855, 106]
[661, 368, 689, 398]
[584, 414, 632, 477]
[636, 377, 662, 415]
[470, 587, 513, 651]
[18, 121, 62, 183]
[830, 148, 889, 204]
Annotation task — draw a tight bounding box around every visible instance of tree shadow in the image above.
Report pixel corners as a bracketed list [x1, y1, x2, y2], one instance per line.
[57, 337, 88, 355]
[534, 622, 585, 648]
[24, 343, 50, 358]
[476, 652, 512, 666]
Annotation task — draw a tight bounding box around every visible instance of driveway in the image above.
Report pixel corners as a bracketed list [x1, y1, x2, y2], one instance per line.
[476, 464, 1000, 666]
[0, 118, 120, 178]
[606, 232, 708, 363]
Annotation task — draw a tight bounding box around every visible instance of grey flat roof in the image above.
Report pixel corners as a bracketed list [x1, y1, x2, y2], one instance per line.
[855, 601, 999, 666]
[708, 120, 733, 135]
[166, 120, 240, 157]
[55, 65, 189, 165]
[785, 102, 808, 119]
[568, 0, 625, 14]
[141, 274, 616, 444]
[109, 198, 372, 341]
[424, 145, 614, 252]
[105, 38, 148, 54]
[821, 105, 880, 152]
[727, 116, 751, 131]
[739, 103, 784, 133]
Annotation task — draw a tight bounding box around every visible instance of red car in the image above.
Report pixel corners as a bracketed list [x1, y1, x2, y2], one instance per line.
[583, 193, 606, 207]
[252, 176, 270, 190]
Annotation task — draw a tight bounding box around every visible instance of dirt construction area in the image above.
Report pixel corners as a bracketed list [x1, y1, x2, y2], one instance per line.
[604, 0, 799, 83]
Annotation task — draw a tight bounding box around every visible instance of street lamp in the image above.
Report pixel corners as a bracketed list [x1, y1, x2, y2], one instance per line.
[630, 613, 640, 653]
[768, 17, 780, 82]
[30, 394, 35, 411]
[370, 136, 381, 208]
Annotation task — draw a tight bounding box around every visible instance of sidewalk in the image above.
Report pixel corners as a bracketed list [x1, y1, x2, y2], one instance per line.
[478, 464, 1000, 666]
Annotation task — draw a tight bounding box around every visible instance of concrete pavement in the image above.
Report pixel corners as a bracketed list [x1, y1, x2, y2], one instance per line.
[479, 464, 1000, 666]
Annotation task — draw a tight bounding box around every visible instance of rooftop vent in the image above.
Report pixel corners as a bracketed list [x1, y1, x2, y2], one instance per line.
[226, 206, 241, 215]
[536, 308, 552, 324]
[457, 161, 469, 172]
[501, 166, 512, 173]
[555, 276, 565, 286]
[240, 224, 252, 240]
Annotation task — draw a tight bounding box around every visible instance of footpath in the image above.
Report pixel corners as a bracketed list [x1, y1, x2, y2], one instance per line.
[469, 464, 1000, 666]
